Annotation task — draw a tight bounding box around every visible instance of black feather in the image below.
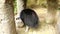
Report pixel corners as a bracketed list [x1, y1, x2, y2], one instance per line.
[20, 9, 39, 28]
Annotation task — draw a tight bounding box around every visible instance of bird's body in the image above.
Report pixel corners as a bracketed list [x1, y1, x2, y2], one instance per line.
[20, 9, 38, 28]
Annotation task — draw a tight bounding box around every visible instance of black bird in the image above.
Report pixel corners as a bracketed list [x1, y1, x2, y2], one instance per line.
[20, 9, 38, 32]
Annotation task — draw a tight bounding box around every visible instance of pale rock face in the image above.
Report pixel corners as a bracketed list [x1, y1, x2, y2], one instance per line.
[56, 11, 60, 34]
[17, 0, 24, 17]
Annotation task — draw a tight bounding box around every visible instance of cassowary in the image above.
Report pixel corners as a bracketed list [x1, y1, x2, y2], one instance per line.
[20, 9, 38, 32]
